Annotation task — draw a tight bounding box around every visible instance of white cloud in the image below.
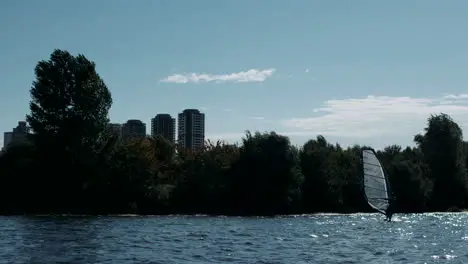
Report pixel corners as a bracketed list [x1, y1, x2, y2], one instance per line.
[206, 131, 317, 144]
[248, 116, 265, 120]
[207, 132, 245, 142]
[305, 69, 309, 73]
[205, 93, 468, 149]
[281, 94, 468, 138]
[160, 68, 276, 84]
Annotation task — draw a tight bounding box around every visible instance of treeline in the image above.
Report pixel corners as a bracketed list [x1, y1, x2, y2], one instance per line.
[1, 49, 467, 216]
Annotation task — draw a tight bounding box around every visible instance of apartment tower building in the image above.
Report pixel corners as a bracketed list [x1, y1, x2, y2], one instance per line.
[121, 119, 146, 140]
[177, 109, 205, 150]
[2, 132, 12, 150]
[107, 123, 122, 138]
[3, 121, 29, 149]
[151, 114, 176, 143]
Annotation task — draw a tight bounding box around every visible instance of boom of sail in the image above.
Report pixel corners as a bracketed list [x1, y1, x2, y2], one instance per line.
[361, 148, 391, 215]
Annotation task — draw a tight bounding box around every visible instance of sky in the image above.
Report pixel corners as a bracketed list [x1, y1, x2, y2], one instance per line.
[1, 0, 468, 150]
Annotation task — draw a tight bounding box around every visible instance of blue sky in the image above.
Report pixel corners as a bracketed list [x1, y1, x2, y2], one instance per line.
[2, 0, 468, 149]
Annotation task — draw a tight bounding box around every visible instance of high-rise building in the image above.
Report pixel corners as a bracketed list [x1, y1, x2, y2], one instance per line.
[107, 123, 122, 138]
[11, 121, 28, 142]
[2, 121, 28, 150]
[13, 121, 27, 134]
[3, 132, 13, 149]
[121, 119, 146, 140]
[151, 114, 175, 143]
[177, 109, 205, 150]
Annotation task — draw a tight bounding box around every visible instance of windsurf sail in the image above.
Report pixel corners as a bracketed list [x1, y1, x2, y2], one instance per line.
[361, 148, 391, 215]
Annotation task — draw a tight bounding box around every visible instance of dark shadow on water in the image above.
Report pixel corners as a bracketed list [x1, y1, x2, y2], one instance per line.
[6, 216, 106, 264]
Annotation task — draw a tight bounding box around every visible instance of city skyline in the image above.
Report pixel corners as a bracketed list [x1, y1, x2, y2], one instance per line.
[2, 108, 204, 149]
[2, 107, 206, 149]
[1, 108, 210, 150]
[2, 1, 468, 150]
[112, 109, 206, 151]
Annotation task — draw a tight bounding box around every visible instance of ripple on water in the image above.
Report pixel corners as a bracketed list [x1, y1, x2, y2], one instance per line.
[0, 213, 467, 263]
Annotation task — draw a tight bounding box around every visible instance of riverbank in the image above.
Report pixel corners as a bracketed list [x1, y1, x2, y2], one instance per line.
[3, 210, 467, 218]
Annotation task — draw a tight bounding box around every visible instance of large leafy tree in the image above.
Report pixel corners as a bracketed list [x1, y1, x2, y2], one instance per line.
[414, 113, 468, 210]
[27, 49, 112, 149]
[229, 131, 303, 215]
[300, 136, 335, 212]
[25, 49, 112, 212]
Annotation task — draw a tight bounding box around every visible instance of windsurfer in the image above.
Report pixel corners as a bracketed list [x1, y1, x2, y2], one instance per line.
[385, 204, 393, 221]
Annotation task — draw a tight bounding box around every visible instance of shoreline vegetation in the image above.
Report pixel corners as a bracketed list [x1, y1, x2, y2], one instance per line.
[1, 49, 468, 216]
[4, 211, 468, 218]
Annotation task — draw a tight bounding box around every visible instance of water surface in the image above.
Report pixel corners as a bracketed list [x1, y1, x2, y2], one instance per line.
[0, 213, 466, 263]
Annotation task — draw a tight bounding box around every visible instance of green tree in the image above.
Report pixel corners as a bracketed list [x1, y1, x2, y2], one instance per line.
[414, 113, 468, 210]
[330, 147, 364, 212]
[25, 49, 113, 212]
[229, 131, 303, 215]
[0, 140, 38, 213]
[27, 49, 112, 146]
[107, 138, 159, 213]
[300, 136, 335, 212]
[378, 146, 432, 212]
[151, 135, 176, 164]
[171, 140, 239, 214]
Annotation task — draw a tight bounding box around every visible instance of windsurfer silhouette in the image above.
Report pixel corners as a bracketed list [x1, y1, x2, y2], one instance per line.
[385, 210, 393, 222]
[385, 201, 394, 221]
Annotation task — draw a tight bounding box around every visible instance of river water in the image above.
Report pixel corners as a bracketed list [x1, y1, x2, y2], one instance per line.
[0, 213, 466, 263]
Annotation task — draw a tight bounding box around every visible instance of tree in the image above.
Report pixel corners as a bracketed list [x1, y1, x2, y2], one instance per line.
[0, 140, 38, 213]
[171, 140, 239, 214]
[25, 49, 113, 212]
[300, 135, 335, 212]
[229, 131, 303, 215]
[378, 146, 431, 212]
[414, 113, 468, 210]
[27, 49, 112, 149]
[107, 138, 158, 213]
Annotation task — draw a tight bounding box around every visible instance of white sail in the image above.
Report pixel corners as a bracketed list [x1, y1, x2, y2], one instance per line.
[362, 148, 390, 215]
